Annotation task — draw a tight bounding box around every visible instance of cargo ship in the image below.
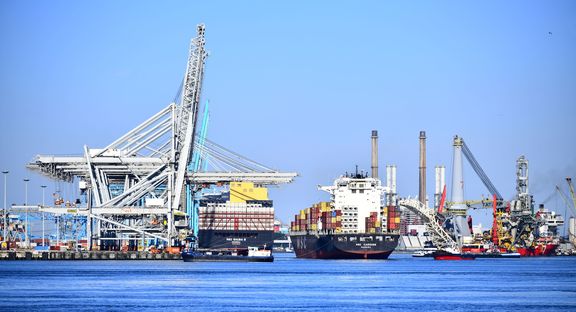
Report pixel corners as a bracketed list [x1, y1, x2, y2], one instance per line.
[196, 182, 274, 255]
[289, 169, 400, 259]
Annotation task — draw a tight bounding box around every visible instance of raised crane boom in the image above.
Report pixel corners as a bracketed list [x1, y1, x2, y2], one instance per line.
[460, 138, 503, 200]
[556, 185, 575, 218]
[567, 178, 576, 214]
[171, 24, 208, 212]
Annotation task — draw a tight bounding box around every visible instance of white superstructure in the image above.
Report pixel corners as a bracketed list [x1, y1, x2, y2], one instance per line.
[319, 172, 389, 234]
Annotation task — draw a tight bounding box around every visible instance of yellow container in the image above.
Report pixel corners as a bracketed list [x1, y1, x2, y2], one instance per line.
[230, 181, 268, 203]
[311, 224, 318, 230]
[395, 217, 400, 223]
[336, 216, 342, 222]
[375, 220, 381, 227]
[320, 202, 330, 211]
[331, 217, 336, 223]
[369, 228, 376, 234]
[335, 228, 342, 233]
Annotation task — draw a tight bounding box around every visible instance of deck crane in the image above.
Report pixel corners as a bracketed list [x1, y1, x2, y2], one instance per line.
[448, 136, 505, 246]
[566, 178, 576, 244]
[567, 178, 576, 212]
[460, 137, 503, 202]
[555, 185, 574, 238]
[556, 185, 575, 218]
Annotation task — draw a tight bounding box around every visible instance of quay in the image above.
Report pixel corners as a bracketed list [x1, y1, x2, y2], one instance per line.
[0, 250, 182, 261]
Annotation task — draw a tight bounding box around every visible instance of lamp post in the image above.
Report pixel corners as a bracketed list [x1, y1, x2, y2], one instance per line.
[24, 178, 30, 248]
[2, 171, 8, 245]
[41, 185, 47, 247]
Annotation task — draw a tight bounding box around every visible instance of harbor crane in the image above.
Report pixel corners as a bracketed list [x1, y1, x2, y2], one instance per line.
[25, 24, 297, 250]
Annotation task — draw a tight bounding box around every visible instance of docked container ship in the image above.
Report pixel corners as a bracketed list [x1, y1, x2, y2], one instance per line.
[289, 170, 400, 259]
[196, 182, 274, 254]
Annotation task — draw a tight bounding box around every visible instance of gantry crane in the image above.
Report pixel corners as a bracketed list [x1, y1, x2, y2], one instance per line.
[25, 24, 297, 250]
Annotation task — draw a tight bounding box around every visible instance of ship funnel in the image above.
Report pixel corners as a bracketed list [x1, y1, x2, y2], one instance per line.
[419, 131, 426, 205]
[371, 130, 378, 179]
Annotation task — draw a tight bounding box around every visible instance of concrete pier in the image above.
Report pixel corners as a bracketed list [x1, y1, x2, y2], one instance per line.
[0, 250, 182, 260]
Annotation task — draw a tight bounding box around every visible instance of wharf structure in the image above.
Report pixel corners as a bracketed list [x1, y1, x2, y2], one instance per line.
[2, 24, 296, 254]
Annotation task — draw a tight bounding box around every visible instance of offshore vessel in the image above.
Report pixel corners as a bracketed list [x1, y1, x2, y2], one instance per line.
[289, 171, 400, 259]
[195, 182, 275, 255]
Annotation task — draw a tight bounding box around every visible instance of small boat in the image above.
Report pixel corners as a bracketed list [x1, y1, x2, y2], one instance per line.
[182, 247, 274, 262]
[412, 250, 435, 257]
[432, 250, 476, 260]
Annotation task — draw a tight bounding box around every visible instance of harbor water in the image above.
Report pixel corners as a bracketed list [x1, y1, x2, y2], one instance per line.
[1, 253, 575, 311]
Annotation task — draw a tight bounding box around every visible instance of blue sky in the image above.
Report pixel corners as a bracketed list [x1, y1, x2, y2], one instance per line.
[1, 1, 575, 228]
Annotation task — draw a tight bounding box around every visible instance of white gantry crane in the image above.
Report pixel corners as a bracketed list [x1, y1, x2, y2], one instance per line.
[26, 24, 296, 249]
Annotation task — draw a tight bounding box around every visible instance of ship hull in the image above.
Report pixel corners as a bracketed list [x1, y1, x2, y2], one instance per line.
[197, 230, 273, 251]
[181, 251, 274, 262]
[290, 233, 399, 259]
[431, 250, 476, 260]
[516, 243, 558, 257]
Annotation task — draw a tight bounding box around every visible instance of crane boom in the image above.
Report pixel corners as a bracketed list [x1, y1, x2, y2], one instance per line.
[460, 139, 503, 200]
[171, 24, 208, 213]
[556, 185, 575, 218]
[567, 178, 576, 214]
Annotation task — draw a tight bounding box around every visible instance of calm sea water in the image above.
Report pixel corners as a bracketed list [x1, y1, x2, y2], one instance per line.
[0, 253, 575, 311]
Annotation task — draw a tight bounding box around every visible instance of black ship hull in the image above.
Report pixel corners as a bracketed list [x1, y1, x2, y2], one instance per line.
[182, 251, 274, 262]
[197, 230, 273, 251]
[290, 233, 399, 259]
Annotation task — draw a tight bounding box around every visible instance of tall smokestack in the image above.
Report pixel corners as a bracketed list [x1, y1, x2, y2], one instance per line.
[419, 131, 426, 205]
[371, 130, 378, 179]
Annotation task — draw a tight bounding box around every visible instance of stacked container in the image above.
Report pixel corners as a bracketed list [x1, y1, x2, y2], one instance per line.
[365, 212, 381, 233]
[291, 202, 343, 233]
[386, 205, 401, 231]
[198, 200, 274, 231]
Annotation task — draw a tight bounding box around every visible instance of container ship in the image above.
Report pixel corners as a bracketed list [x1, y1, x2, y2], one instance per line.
[196, 182, 274, 255]
[289, 168, 400, 259]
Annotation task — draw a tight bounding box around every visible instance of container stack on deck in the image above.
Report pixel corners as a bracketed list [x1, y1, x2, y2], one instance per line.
[290, 202, 342, 233]
[386, 205, 400, 231]
[196, 182, 275, 251]
[365, 212, 379, 233]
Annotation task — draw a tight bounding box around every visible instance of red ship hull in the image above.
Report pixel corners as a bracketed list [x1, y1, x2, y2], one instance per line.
[433, 251, 476, 261]
[516, 243, 558, 257]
